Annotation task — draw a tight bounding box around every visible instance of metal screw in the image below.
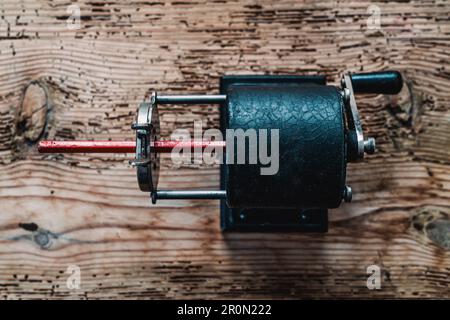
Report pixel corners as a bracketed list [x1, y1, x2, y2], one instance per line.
[151, 91, 157, 104]
[343, 186, 352, 202]
[341, 88, 351, 102]
[364, 137, 376, 154]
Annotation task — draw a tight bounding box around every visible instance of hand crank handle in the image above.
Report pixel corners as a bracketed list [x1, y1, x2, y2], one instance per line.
[350, 71, 403, 95]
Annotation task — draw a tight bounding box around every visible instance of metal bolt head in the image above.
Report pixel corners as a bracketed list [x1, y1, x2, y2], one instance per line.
[151, 91, 157, 104]
[364, 137, 376, 154]
[341, 88, 351, 102]
[343, 186, 352, 202]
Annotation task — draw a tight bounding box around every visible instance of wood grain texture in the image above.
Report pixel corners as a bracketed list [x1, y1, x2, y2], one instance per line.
[0, 0, 449, 299]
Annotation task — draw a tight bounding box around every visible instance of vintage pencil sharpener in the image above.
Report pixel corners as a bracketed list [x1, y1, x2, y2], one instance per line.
[39, 71, 403, 232]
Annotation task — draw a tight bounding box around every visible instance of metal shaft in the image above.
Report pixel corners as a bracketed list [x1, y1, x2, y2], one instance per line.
[38, 140, 226, 153]
[156, 95, 226, 104]
[154, 190, 226, 200]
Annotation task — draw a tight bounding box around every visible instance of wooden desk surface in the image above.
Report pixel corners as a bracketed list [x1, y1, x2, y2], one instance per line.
[0, 0, 449, 299]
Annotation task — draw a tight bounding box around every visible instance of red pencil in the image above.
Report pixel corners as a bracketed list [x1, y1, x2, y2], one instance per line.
[37, 140, 226, 154]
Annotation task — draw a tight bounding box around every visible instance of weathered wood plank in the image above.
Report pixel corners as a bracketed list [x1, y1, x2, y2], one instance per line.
[0, 0, 449, 299]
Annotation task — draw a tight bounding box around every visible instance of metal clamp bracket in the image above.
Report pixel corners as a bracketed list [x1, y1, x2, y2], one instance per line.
[341, 74, 377, 161]
[131, 95, 160, 192]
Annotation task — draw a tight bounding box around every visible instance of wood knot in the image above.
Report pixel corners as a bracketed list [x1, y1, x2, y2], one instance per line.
[412, 207, 450, 250]
[12, 80, 52, 161]
[426, 220, 450, 250]
[18, 222, 57, 249]
[17, 81, 49, 142]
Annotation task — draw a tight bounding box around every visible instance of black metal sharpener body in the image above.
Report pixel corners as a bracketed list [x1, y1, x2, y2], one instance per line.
[220, 75, 336, 232]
